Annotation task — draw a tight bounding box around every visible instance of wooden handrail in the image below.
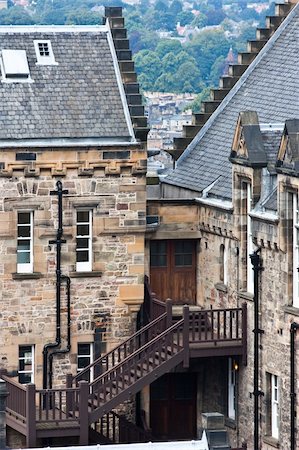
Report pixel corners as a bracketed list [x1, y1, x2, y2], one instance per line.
[74, 312, 168, 383]
[2, 375, 26, 391]
[91, 318, 184, 387]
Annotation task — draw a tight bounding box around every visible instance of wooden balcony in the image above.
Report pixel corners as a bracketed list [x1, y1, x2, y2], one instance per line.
[4, 279, 247, 447]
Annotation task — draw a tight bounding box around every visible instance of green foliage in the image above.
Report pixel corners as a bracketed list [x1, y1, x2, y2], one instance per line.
[0, 6, 35, 25]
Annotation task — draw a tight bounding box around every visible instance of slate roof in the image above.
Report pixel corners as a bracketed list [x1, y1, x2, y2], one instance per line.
[0, 26, 133, 144]
[262, 129, 282, 173]
[262, 187, 277, 212]
[164, 4, 299, 200]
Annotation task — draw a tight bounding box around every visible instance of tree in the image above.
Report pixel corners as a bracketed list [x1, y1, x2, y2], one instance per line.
[176, 10, 194, 26]
[156, 39, 182, 59]
[66, 9, 101, 25]
[0, 7, 35, 25]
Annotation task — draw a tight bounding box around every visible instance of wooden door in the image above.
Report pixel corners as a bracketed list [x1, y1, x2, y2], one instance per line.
[150, 240, 196, 304]
[150, 373, 197, 440]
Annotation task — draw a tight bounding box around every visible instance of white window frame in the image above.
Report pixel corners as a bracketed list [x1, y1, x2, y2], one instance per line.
[18, 345, 34, 384]
[271, 374, 279, 439]
[77, 343, 94, 382]
[76, 209, 92, 272]
[228, 357, 236, 420]
[17, 211, 33, 274]
[246, 183, 254, 294]
[293, 194, 299, 307]
[34, 40, 58, 66]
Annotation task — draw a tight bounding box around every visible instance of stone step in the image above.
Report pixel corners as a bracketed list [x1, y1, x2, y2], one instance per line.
[126, 93, 142, 105]
[116, 49, 132, 61]
[183, 124, 202, 138]
[131, 116, 147, 128]
[124, 83, 140, 94]
[173, 137, 193, 152]
[105, 6, 122, 17]
[256, 27, 273, 40]
[119, 61, 134, 72]
[247, 39, 267, 53]
[238, 52, 258, 65]
[275, 2, 293, 16]
[210, 88, 230, 101]
[107, 17, 125, 28]
[121, 72, 137, 83]
[193, 112, 212, 126]
[228, 64, 248, 77]
[219, 76, 239, 89]
[265, 15, 284, 29]
[113, 38, 130, 50]
[111, 28, 127, 39]
[129, 105, 144, 116]
[134, 127, 150, 142]
[202, 100, 221, 114]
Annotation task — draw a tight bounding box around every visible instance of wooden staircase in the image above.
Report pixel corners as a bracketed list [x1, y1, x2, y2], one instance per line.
[3, 282, 247, 447]
[171, 0, 297, 161]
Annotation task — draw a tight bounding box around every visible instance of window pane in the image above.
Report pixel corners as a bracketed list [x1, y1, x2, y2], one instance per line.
[18, 240, 30, 251]
[19, 373, 32, 384]
[76, 250, 89, 262]
[19, 346, 32, 357]
[77, 211, 90, 223]
[17, 252, 30, 264]
[18, 226, 30, 238]
[151, 254, 167, 267]
[77, 224, 89, 236]
[76, 238, 89, 249]
[18, 212, 31, 224]
[78, 344, 91, 355]
[78, 357, 90, 369]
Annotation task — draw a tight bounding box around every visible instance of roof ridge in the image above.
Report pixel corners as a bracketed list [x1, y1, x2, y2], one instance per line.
[171, 2, 299, 170]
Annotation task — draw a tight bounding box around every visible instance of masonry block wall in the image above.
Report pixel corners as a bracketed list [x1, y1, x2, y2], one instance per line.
[0, 145, 147, 388]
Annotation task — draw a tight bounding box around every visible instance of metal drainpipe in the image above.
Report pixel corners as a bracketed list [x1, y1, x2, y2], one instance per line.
[291, 322, 299, 450]
[250, 248, 263, 450]
[48, 275, 71, 389]
[42, 181, 68, 390]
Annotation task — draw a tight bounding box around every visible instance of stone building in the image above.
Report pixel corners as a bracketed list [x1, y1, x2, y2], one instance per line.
[146, 1, 299, 449]
[0, 8, 149, 447]
[1, 2, 299, 450]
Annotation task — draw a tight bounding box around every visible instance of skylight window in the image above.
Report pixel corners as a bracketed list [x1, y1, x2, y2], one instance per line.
[34, 40, 57, 65]
[0, 49, 31, 82]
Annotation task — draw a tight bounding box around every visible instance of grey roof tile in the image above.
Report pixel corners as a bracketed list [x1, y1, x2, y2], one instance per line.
[0, 28, 131, 141]
[164, 5, 299, 200]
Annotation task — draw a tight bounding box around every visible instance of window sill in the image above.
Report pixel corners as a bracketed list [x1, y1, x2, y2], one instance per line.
[12, 272, 43, 280]
[69, 271, 102, 278]
[225, 417, 236, 429]
[238, 291, 254, 302]
[263, 436, 279, 448]
[283, 305, 299, 317]
[215, 282, 228, 293]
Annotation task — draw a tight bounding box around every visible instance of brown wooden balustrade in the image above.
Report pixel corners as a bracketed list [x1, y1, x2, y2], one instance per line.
[88, 310, 189, 423]
[90, 410, 152, 444]
[3, 288, 247, 447]
[74, 305, 172, 384]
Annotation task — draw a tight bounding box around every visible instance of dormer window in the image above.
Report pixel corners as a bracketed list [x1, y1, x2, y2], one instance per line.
[34, 40, 57, 65]
[0, 49, 32, 82]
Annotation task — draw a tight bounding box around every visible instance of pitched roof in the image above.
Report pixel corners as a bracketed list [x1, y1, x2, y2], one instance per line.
[164, 4, 299, 200]
[0, 26, 134, 146]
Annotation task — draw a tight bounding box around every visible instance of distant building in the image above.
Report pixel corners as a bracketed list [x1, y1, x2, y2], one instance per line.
[0, 0, 7, 10]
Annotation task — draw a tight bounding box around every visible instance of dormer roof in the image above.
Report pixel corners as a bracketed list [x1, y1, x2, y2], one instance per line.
[230, 111, 267, 167]
[276, 119, 299, 173]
